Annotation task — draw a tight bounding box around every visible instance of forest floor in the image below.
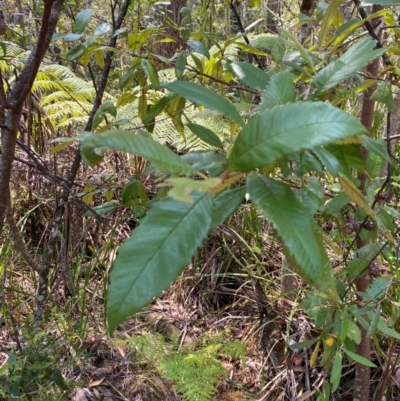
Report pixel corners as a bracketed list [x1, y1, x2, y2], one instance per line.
[0, 207, 385, 401]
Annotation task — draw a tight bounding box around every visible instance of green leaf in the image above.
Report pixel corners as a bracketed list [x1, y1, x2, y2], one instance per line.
[187, 40, 210, 58]
[228, 102, 367, 172]
[143, 96, 168, 125]
[251, 35, 288, 51]
[249, 0, 261, 7]
[347, 320, 362, 344]
[181, 152, 227, 175]
[92, 100, 117, 130]
[52, 33, 65, 42]
[84, 201, 118, 216]
[376, 208, 396, 239]
[166, 177, 221, 203]
[300, 186, 322, 215]
[331, 350, 342, 392]
[229, 61, 271, 91]
[366, 152, 386, 179]
[281, 29, 315, 71]
[107, 192, 213, 333]
[346, 244, 380, 281]
[81, 130, 194, 175]
[119, 62, 140, 89]
[323, 191, 350, 216]
[371, 80, 393, 111]
[313, 148, 340, 176]
[364, 276, 391, 301]
[211, 186, 246, 228]
[288, 338, 319, 350]
[333, 19, 361, 49]
[338, 174, 375, 218]
[261, 71, 295, 111]
[343, 349, 377, 367]
[235, 42, 269, 56]
[319, 0, 345, 45]
[75, 9, 92, 34]
[312, 37, 387, 93]
[186, 123, 223, 149]
[50, 141, 72, 156]
[175, 51, 187, 79]
[121, 180, 148, 207]
[66, 43, 86, 61]
[367, 305, 381, 338]
[376, 315, 400, 340]
[362, 136, 391, 163]
[163, 81, 244, 127]
[64, 33, 83, 42]
[325, 144, 365, 177]
[191, 53, 203, 72]
[94, 22, 112, 36]
[141, 59, 160, 90]
[247, 173, 337, 298]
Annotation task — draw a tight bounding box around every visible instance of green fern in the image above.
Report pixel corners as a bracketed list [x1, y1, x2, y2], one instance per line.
[119, 330, 245, 401]
[159, 347, 227, 401]
[115, 92, 232, 152]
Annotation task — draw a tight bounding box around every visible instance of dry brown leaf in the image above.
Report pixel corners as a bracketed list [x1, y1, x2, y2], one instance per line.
[296, 390, 315, 401]
[117, 343, 126, 358]
[89, 378, 104, 387]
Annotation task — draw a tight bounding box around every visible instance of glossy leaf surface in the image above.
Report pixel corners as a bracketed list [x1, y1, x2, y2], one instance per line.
[81, 130, 194, 175]
[229, 102, 367, 172]
[163, 81, 244, 127]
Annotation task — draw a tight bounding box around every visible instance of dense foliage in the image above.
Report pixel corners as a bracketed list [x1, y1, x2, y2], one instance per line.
[1, 0, 400, 399]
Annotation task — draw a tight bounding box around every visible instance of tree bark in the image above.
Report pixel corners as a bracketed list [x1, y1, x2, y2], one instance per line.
[160, 0, 187, 57]
[353, 5, 382, 401]
[34, 0, 133, 327]
[300, 0, 316, 43]
[0, 0, 65, 236]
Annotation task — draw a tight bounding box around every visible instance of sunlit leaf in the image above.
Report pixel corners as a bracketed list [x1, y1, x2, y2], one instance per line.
[141, 59, 160, 90]
[187, 40, 210, 58]
[81, 130, 194, 175]
[186, 123, 223, 149]
[166, 177, 221, 203]
[228, 102, 367, 172]
[163, 81, 244, 127]
[229, 61, 271, 91]
[75, 9, 92, 34]
[94, 22, 112, 36]
[64, 33, 83, 42]
[312, 37, 387, 93]
[338, 174, 375, 218]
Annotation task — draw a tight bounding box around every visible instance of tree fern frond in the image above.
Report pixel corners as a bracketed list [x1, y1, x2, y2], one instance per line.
[39, 63, 81, 80]
[115, 94, 231, 152]
[41, 89, 95, 106]
[158, 68, 177, 84]
[56, 116, 89, 129]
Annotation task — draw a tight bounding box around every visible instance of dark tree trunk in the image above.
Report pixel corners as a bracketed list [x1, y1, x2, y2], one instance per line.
[159, 0, 187, 58]
[353, 5, 382, 401]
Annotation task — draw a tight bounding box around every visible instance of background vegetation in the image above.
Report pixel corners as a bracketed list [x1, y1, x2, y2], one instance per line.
[0, 0, 400, 400]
